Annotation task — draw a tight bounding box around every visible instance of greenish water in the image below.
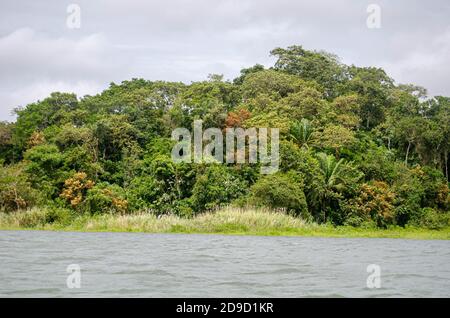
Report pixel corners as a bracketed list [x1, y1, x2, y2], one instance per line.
[0, 230, 449, 297]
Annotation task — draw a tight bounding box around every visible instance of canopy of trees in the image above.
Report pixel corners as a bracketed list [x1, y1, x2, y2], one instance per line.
[0, 45, 448, 228]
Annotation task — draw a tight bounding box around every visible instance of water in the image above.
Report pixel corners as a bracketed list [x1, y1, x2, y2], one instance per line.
[0, 230, 449, 297]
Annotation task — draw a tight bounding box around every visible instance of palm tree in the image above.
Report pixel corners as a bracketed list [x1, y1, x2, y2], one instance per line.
[290, 118, 314, 149]
[312, 152, 348, 222]
[317, 152, 347, 191]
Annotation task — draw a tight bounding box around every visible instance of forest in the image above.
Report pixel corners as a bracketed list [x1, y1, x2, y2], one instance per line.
[0, 45, 449, 230]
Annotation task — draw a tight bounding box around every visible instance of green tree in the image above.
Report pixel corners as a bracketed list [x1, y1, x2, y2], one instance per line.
[344, 66, 394, 129]
[289, 118, 314, 149]
[311, 153, 361, 223]
[271, 45, 348, 98]
[0, 164, 40, 211]
[250, 172, 308, 216]
[192, 165, 248, 212]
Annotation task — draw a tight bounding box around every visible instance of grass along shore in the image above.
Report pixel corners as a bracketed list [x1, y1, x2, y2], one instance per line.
[0, 207, 449, 240]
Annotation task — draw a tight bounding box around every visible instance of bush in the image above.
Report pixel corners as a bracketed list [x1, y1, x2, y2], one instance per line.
[172, 199, 194, 218]
[346, 181, 396, 228]
[419, 166, 449, 210]
[354, 145, 395, 182]
[0, 164, 40, 212]
[85, 182, 128, 214]
[44, 207, 74, 225]
[249, 172, 308, 216]
[133, 154, 197, 214]
[343, 214, 377, 229]
[391, 164, 449, 225]
[191, 165, 248, 212]
[24, 143, 66, 198]
[127, 175, 160, 210]
[60, 172, 95, 209]
[411, 208, 450, 230]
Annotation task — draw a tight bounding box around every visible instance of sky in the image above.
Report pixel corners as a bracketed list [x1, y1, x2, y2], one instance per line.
[0, 0, 449, 121]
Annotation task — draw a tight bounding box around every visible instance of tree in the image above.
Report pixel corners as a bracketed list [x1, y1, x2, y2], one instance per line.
[344, 66, 394, 129]
[225, 108, 251, 128]
[13, 92, 79, 150]
[2, 43, 448, 230]
[350, 181, 396, 228]
[233, 64, 265, 85]
[60, 172, 95, 209]
[241, 69, 309, 101]
[24, 144, 66, 198]
[0, 164, 39, 211]
[250, 172, 308, 216]
[313, 124, 356, 157]
[271, 45, 348, 98]
[311, 153, 361, 223]
[277, 87, 326, 120]
[94, 114, 140, 162]
[325, 94, 361, 129]
[289, 119, 314, 149]
[393, 116, 428, 165]
[191, 165, 248, 212]
[0, 121, 15, 164]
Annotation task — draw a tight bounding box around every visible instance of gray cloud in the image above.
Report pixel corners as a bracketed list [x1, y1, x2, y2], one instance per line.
[0, 0, 449, 121]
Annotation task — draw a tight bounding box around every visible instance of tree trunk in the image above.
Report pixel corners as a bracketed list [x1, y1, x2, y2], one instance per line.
[13, 187, 20, 211]
[335, 148, 340, 160]
[405, 141, 411, 165]
[445, 151, 448, 181]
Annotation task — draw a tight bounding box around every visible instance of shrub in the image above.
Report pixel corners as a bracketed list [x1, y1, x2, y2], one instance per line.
[410, 207, 450, 230]
[249, 172, 308, 216]
[127, 175, 160, 210]
[85, 182, 128, 214]
[419, 166, 449, 210]
[24, 143, 65, 198]
[0, 164, 40, 212]
[391, 164, 449, 225]
[44, 207, 74, 225]
[172, 198, 194, 218]
[60, 172, 95, 209]
[191, 165, 248, 212]
[354, 144, 395, 182]
[348, 181, 396, 228]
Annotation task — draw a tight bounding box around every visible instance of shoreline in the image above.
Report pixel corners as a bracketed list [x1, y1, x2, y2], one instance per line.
[1, 208, 448, 240]
[0, 227, 449, 240]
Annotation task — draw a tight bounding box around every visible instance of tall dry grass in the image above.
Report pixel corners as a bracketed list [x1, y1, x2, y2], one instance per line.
[80, 207, 306, 233]
[1, 206, 448, 239]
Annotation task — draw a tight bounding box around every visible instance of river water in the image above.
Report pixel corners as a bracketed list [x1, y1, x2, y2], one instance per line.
[0, 230, 449, 297]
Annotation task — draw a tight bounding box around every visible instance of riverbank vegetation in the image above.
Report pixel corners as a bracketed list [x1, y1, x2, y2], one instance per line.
[0, 45, 449, 233]
[0, 207, 448, 239]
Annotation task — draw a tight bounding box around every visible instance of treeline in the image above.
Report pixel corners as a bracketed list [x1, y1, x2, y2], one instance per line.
[0, 45, 448, 229]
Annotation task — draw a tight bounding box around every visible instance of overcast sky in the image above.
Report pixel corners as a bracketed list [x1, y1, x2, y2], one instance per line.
[0, 0, 449, 121]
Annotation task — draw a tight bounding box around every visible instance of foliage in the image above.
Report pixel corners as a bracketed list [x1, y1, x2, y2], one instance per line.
[191, 165, 248, 212]
[0, 44, 448, 229]
[289, 118, 314, 149]
[85, 182, 128, 214]
[60, 172, 95, 209]
[271, 45, 347, 98]
[0, 164, 40, 211]
[349, 181, 396, 228]
[249, 172, 308, 216]
[313, 124, 356, 156]
[311, 153, 362, 224]
[411, 208, 449, 230]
